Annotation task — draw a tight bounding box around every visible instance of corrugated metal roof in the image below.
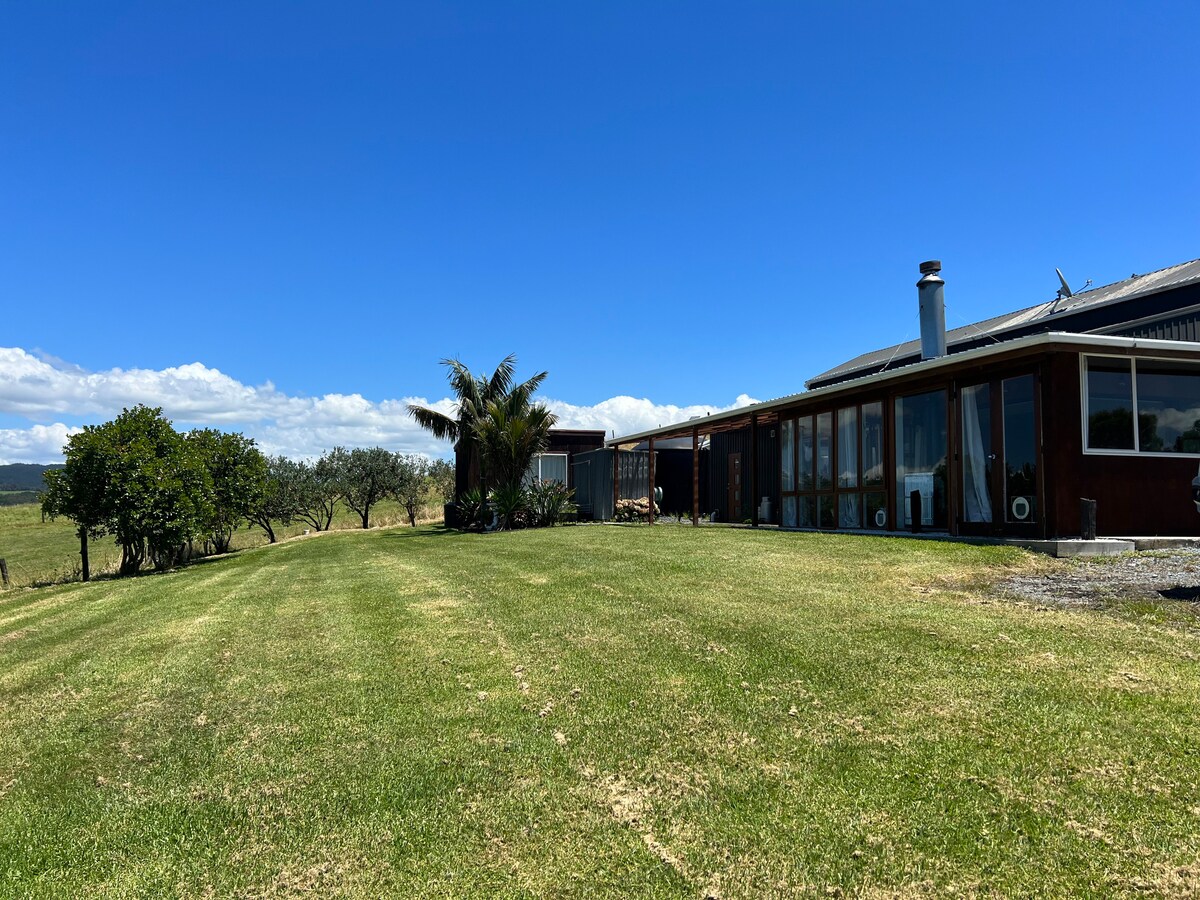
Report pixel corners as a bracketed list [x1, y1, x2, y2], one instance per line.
[609, 331, 1200, 446]
[807, 258, 1200, 387]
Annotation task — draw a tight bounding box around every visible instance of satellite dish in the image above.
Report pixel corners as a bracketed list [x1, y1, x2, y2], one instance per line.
[1055, 267, 1074, 299]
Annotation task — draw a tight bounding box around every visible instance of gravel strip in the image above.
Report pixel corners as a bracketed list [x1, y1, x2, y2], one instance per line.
[997, 549, 1200, 608]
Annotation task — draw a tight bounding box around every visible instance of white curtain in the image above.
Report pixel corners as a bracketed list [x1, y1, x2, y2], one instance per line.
[961, 385, 992, 523]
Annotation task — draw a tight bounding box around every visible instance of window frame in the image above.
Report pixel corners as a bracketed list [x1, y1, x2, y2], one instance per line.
[526, 452, 570, 484]
[779, 398, 886, 531]
[1080, 353, 1200, 458]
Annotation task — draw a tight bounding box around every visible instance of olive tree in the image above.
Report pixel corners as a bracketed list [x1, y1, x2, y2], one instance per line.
[394, 454, 431, 527]
[426, 458, 454, 504]
[296, 449, 345, 531]
[248, 455, 306, 543]
[340, 447, 402, 529]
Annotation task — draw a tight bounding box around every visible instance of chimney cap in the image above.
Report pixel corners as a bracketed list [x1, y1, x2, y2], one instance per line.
[919, 260, 942, 275]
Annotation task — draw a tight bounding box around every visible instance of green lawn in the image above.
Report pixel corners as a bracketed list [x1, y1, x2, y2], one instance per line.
[0, 500, 441, 588]
[2, 525, 1199, 897]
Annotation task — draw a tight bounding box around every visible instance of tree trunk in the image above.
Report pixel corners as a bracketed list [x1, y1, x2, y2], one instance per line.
[80, 530, 90, 582]
[361, 509, 370, 529]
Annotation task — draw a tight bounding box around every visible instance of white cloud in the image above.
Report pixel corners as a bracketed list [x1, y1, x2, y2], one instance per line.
[0, 423, 84, 465]
[544, 394, 759, 437]
[0, 348, 754, 463]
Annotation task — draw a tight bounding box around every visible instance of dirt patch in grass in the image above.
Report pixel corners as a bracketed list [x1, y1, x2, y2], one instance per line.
[995, 549, 1200, 623]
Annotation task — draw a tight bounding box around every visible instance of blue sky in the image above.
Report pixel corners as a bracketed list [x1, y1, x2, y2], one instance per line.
[2, 1, 1198, 461]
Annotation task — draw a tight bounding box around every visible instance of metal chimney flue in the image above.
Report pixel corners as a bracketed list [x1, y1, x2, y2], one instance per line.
[916, 260, 947, 360]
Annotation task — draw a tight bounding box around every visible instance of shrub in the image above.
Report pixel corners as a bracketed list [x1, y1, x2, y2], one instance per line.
[526, 481, 577, 527]
[490, 483, 528, 530]
[455, 488, 487, 531]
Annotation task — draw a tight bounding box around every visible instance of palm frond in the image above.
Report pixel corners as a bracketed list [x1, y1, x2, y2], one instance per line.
[506, 371, 549, 410]
[406, 405, 459, 443]
[486, 354, 518, 401]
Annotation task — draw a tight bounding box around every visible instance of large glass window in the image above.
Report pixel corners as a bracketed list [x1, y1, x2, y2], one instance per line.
[1085, 356, 1200, 454]
[816, 413, 832, 490]
[782, 495, 797, 528]
[862, 402, 884, 486]
[863, 492, 888, 530]
[838, 493, 860, 528]
[960, 383, 993, 524]
[895, 390, 948, 529]
[781, 403, 886, 531]
[798, 416, 814, 490]
[1136, 361, 1200, 453]
[818, 495, 836, 529]
[781, 419, 795, 492]
[837, 407, 858, 488]
[1085, 358, 1135, 450]
[798, 495, 815, 528]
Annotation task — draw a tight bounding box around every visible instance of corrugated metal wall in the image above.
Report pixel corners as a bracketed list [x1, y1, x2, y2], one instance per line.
[1115, 312, 1200, 343]
[573, 448, 711, 520]
[571, 449, 653, 520]
[757, 424, 780, 522]
[654, 449, 703, 518]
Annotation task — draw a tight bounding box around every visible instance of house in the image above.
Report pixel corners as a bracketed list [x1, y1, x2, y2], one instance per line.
[454, 428, 606, 497]
[608, 258, 1200, 539]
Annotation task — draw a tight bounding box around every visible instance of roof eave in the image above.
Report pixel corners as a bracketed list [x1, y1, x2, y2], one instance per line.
[606, 332, 1200, 446]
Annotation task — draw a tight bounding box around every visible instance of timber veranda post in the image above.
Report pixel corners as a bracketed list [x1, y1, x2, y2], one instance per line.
[750, 413, 759, 527]
[612, 445, 620, 521]
[692, 426, 700, 527]
[648, 437, 656, 525]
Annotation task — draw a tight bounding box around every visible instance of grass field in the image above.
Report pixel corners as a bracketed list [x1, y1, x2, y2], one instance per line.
[2, 525, 1200, 897]
[0, 499, 442, 588]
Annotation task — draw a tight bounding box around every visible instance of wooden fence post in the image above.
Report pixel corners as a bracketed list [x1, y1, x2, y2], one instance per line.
[648, 437, 656, 525]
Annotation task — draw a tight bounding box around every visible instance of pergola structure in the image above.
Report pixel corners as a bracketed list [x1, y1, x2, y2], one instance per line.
[607, 408, 780, 526]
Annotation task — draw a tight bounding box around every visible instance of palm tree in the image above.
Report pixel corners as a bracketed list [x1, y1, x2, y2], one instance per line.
[406, 355, 549, 499]
[474, 387, 558, 494]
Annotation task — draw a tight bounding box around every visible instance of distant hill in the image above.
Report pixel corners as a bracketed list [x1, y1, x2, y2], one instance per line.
[0, 463, 63, 492]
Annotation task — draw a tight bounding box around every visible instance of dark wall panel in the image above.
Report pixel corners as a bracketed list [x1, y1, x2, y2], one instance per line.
[755, 424, 781, 523]
[708, 430, 748, 522]
[1044, 350, 1200, 536]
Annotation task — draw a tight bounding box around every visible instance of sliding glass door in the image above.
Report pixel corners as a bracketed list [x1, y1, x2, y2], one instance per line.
[958, 372, 1041, 536]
